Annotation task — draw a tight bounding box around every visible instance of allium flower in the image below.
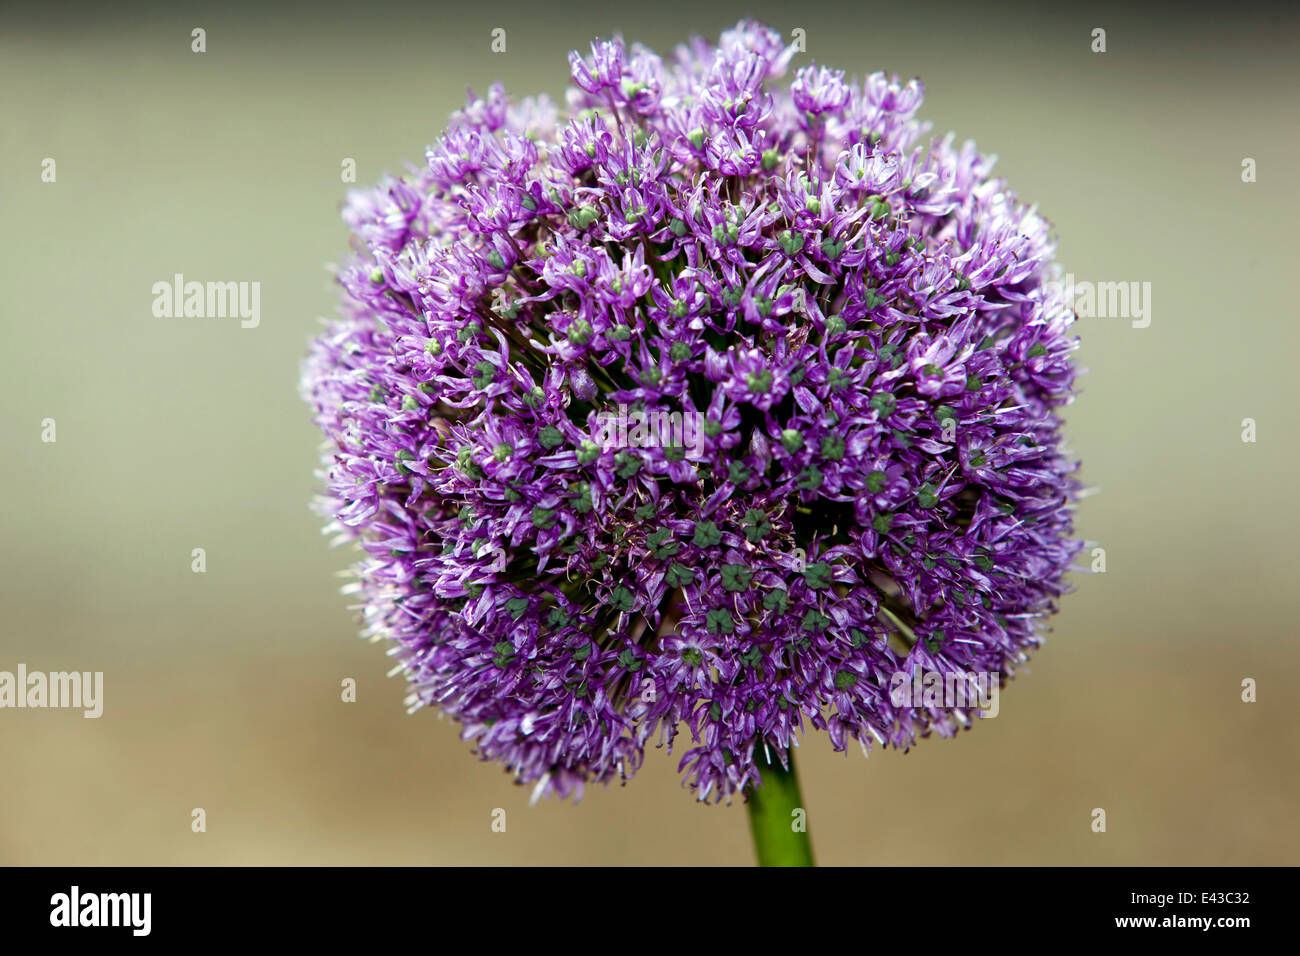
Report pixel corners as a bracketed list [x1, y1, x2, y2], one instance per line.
[301, 20, 1081, 809]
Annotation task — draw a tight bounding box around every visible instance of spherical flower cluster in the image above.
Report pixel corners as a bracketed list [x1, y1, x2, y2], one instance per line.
[301, 20, 1081, 803]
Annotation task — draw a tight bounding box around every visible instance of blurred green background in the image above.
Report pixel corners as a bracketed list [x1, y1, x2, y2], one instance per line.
[2, 0, 1296, 865]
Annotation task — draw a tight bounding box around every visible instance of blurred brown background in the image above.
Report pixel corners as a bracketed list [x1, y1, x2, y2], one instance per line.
[1, 0, 1296, 865]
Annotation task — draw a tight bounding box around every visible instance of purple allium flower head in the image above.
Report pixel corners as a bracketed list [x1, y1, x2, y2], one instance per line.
[302, 20, 1082, 804]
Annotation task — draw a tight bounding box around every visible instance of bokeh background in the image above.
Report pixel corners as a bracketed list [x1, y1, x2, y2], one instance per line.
[2, 0, 1296, 865]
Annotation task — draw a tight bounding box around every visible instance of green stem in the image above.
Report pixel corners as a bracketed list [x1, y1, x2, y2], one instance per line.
[745, 748, 815, 867]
